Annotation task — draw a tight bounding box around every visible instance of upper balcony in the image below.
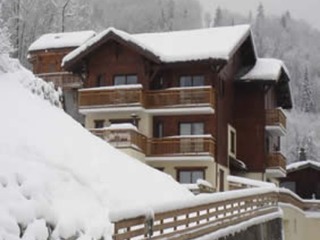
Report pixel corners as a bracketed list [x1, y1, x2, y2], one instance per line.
[78, 85, 215, 115]
[266, 152, 286, 178]
[145, 86, 215, 115]
[37, 72, 82, 89]
[265, 108, 287, 136]
[146, 135, 215, 158]
[78, 84, 144, 113]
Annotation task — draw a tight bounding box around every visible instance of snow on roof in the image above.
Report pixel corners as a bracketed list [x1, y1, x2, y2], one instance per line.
[62, 25, 252, 66]
[287, 160, 320, 172]
[240, 58, 289, 81]
[0, 57, 193, 239]
[28, 30, 96, 52]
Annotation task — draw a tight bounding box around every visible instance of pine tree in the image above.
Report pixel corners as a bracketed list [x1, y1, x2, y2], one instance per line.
[301, 67, 315, 112]
[214, 6, 223, 27]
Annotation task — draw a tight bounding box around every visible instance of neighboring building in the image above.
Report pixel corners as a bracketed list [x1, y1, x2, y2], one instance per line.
[29, 25, 292, 191]
[28, 30, 96, 123]
[281, 160, 320, 199]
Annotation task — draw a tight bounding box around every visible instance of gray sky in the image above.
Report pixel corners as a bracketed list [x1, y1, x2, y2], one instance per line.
[200, 0, 320, 30]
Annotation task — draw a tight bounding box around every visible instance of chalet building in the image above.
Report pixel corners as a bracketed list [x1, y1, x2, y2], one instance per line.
[28, 25, 292, 192]
[28, 31, 96, 123]
[281, 160, 320, 199]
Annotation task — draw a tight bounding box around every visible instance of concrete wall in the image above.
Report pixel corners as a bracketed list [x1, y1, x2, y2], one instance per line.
[281, 204, 320, 240]
[220, 218, 282, 240]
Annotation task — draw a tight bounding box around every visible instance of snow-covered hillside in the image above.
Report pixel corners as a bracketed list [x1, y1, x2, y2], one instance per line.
[0, 56, 193, 240]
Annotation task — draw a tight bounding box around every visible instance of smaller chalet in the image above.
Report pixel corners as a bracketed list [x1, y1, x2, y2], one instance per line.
[28, 30, 96, 123]
[281, 160, 320, 199]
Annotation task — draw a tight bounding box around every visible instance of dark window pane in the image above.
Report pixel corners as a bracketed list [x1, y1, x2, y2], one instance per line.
[114, 75, 126, 85]
[192, 171, 204, 183]
[127, 75, 138, 84]
[94, 120, 105, 128]
[179, 171, 191, 183]
[180, 76, 192, 87]
[193, 75, 204, 86]
[96, 74, 105, 87]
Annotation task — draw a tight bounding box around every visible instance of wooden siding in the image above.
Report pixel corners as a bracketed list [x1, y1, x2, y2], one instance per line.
[281, 167, 320, 199]
[234, 84, 266, 172]
[29, 48, 74, 74]
[85, 41, 149, 88]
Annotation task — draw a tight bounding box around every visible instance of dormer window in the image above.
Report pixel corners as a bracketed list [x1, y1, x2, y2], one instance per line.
[179, 75, 204, 87]
[114, 74, 138, 85]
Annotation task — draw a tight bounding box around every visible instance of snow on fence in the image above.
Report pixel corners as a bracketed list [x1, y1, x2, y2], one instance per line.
[111, 189, 279, 240]
[279, 188, 320, 211]
[37, 72, 82, 88]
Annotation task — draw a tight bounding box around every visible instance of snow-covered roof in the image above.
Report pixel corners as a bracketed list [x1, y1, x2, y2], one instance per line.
[28, 30, 96, 52]
[240, 58, 289, 81]
[0, 56, 193, 239]
[287, 160, 320, 173]
[63, 25, 252, 67]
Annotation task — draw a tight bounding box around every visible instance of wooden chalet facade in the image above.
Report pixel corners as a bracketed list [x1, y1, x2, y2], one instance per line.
[281, 160, 320, 199]
[28, 31, 96, 123]
[29, 25, 292, 192]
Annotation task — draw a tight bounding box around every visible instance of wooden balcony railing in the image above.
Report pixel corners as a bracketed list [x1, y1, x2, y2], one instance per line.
[111, 189, 279, 240]
[79, 85, 144, 108]
[90, 128, 147, 153]
[37, 72, 82, 88]
[147, 136, 215, 156]
[267, 152, 286, 170]
[279, 189, 320, 211]
[145, 86, 215, 109]
[266, 108, 286, 129]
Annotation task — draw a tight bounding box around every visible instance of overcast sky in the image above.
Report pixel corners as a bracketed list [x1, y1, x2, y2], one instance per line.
[200, 0, 320, 30]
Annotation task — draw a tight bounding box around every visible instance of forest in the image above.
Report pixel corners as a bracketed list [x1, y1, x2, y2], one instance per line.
[1, 0, 319, 163]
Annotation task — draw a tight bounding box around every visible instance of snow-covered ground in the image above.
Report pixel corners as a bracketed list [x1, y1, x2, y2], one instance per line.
[0, 55, 193, 240]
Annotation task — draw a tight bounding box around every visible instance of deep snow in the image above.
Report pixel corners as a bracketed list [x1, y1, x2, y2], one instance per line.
[0, 56, 193, 240]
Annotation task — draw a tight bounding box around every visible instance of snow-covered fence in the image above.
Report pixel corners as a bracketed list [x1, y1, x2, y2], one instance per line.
[279, 188, 320, 211]
[37, 72, 82, 88]
[111, 189, 278, 240]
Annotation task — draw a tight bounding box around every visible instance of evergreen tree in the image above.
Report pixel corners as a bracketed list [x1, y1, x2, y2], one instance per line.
[214, 6, 223, 27]
[301, 67, 315, 112]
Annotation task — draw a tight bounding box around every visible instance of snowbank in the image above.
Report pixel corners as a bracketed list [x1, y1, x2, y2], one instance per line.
[0, 56, 193, 240]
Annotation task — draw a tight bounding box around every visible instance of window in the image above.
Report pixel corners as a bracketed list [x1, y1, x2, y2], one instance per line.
[96, 74, 105, 87]
[114, 74, 138, 85]
[177, 168, 205, 184]
[179, 122, 204, 135]
[179, 75, 204, 87]
[154, 121, 163, 138]
[94, 120, 105, 128]
[228, 125, 236, 157]
[280, 181, 296, 193]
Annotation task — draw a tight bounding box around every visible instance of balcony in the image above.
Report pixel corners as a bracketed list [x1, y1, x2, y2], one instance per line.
[145, 86, 215, 115]
[78, 85, 144, 112]
[266, 152, 286, 178]
[90, 127, 147, 153]
[147, 135, 215, 157]
[37, 72, 82, 88]
[265, 108, 287, 136]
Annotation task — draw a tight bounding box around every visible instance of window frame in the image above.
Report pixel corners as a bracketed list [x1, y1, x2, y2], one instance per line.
[179, 75, 205, 87]
[94, 119, 105, 129]
[113, 74, 138, 85]
[179, 122, 204, 136]
[228, 124, 237, 158]
[176, 167, 206, 184]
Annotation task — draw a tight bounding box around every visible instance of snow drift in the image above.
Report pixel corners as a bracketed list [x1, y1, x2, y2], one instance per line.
[0, 56, 193, 240]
